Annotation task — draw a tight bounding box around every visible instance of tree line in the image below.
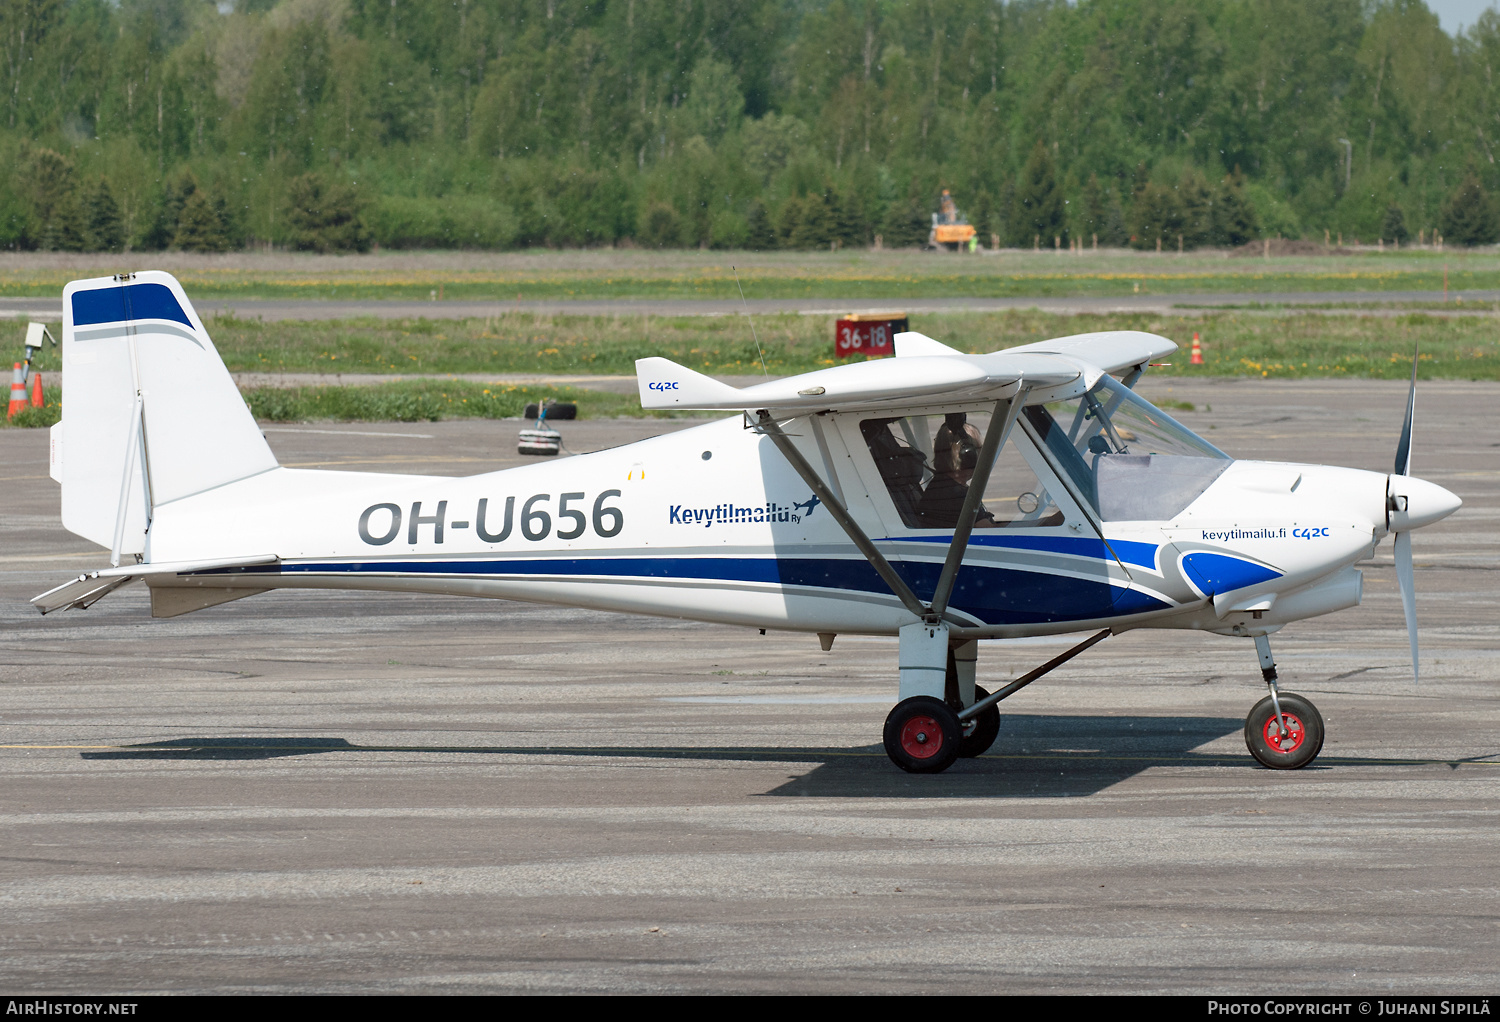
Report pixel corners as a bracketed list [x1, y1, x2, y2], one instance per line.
[6, 0, 1500, 254]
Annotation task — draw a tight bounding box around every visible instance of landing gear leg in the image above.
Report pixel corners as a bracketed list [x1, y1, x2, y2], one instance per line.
[885, 621, 962, 774]
[949, 639, 999, 758]
[1244, 634, 1325, 769]
[1255, 634, 1291, 739]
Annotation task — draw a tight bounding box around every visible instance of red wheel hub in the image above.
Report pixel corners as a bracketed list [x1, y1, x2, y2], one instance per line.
[900, 715, 945, 759]
[1262, 712, 1306, 753]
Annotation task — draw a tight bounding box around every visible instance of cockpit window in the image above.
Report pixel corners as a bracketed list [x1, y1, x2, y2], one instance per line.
[1022, 376, 1230, 522]
[862, 411, 1065, 531]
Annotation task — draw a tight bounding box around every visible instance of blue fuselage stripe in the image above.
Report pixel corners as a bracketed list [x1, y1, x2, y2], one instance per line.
[892, 533, 1161, 570]
[217, 555, 1171, 626]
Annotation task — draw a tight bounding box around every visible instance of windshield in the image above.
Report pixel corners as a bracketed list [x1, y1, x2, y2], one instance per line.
[1022, 375, 1230, 522]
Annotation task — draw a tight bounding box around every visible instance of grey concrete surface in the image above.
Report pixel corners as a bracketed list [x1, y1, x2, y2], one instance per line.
[1, 379, 1497, 994]
[8, 290, 1500, 322]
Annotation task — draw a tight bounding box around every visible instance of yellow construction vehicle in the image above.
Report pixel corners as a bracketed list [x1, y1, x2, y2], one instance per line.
[928, 189, 978, 251]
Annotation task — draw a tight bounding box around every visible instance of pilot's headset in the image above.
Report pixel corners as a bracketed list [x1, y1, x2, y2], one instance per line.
[941, 413, 982, 472]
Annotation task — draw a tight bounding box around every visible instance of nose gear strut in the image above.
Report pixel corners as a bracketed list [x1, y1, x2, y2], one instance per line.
[1245, 634, 1325, 769]
[1254, 634, 1290, 741]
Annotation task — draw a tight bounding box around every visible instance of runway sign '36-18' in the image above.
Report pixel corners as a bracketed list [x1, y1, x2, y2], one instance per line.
[834, 314, 908, 359]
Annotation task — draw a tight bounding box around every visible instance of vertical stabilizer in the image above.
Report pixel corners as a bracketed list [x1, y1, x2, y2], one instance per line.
[59, 272, 277, 559]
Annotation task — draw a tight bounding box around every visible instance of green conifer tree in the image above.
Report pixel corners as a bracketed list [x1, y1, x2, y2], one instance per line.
[970, 190, 996, 246]
[775, 195, 805, 248]
[212, 195, 242, 248]
[143, 171, 198, 252]
[1382, 204, 1409, 243]
[746, 201, 776, 250]
[1177, 172, 1215, 249]
[1439, 173, 1499, 246]
[1079, 174, 1106, 244]
[175, 191, 231, 252]
[1079, 174, 1129, 247]
[287, 173, 371, 254]
[85, 177, 125, 252]
[41, 192, 88, 252]
[881, 184, 929, 248]
[828, 185, 865, 248]
[1014, 141, 1066, 247]
[790, 191, 832, 249]
[1211, 171, 1260, 247]
[1129, 181, 1184, 250]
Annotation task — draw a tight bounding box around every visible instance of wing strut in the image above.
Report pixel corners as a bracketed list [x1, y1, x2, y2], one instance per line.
[755, 411, 929, 621]
[957, 628, 1112, 722]
[930, 390, 1028, 617]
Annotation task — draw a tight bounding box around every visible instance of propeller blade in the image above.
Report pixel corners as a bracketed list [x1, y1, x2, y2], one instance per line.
[1394, 342, 1418, 477]
[1394, 529, 1419, 684]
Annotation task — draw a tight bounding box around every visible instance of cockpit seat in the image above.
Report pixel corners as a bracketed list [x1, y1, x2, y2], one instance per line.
[861, 418, 928, 527]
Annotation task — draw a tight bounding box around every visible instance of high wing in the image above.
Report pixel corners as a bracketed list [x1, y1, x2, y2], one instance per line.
[989, 329, 1177, 375]
[635, 329, 1175, 413]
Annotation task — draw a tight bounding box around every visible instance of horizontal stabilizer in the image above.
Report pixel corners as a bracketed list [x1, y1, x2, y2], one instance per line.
[32, 554, 278, 615]
[636, 357, 746, 409]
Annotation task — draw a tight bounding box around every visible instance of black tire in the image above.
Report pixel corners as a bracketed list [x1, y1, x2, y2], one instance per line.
[1244, 692, 1324, 770]
[883, 696, 961, 774]
[957, 685, 1001, 758]
[523, 401, 577, 421]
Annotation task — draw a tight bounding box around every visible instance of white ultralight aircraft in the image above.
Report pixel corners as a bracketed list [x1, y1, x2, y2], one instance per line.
[35, 272, 1462, 774]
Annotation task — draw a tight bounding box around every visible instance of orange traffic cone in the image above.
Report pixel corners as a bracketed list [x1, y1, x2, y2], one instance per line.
[1190, 332, 1204, 365]
[7, 363, 26, 418]
[29, 370, 43, 408]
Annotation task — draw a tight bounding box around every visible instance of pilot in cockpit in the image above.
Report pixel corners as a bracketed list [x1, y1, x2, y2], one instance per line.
[915, 413, 1000, 530]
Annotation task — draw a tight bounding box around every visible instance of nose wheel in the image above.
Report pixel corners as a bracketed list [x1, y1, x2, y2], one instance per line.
[1246, 635, 1325, 769]
[1245, 692, 1324, 769]
[883, 696, 961, 773]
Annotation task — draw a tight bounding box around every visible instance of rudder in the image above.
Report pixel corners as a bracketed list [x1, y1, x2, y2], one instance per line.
[57, 272, 277, 561]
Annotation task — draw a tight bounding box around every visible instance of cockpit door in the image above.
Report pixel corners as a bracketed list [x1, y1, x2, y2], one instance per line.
[830, 406, 1128, 626]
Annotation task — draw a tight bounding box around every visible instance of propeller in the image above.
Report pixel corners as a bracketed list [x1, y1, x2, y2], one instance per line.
[1390, 345, 1420, 683]
[1394, 529, 1418, 683]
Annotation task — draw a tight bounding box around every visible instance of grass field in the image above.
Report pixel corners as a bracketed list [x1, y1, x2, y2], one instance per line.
[8, 251, 1499, 426]
[20, 307, 1489, 380]
[1, 380, 662, 429]
[240, 380, 663, 423]
[7, 248, 1500, 301]
[9, 307, 1490, 427]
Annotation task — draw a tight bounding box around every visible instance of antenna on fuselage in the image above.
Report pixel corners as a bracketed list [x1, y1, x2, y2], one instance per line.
[732, 266, 770, 378]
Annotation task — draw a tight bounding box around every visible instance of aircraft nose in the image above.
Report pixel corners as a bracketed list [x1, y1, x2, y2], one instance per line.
[1388, 474, 1462, 532]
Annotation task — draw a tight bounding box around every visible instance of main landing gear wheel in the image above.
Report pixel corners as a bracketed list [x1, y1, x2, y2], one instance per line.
[1244, 693, 1325, 770]
[957, 685, 1001, 759]
[883, 696, 961, 774]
